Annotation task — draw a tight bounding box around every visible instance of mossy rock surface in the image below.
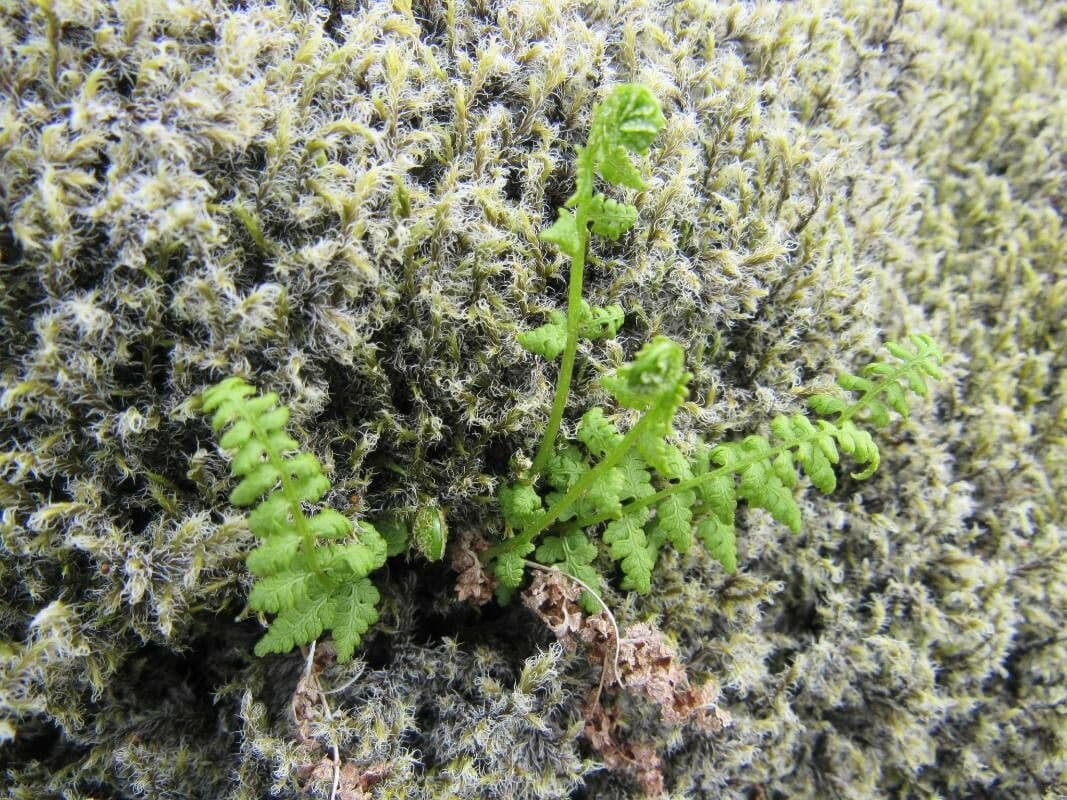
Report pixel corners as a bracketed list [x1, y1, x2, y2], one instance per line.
[1, 0, 1064, 797]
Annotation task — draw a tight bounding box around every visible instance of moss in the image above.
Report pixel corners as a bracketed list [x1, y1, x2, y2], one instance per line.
[0, 0, 1063, 797]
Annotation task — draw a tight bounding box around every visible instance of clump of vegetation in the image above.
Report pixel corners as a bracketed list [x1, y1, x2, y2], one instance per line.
[200, 377, 393, 661]
[487, 85, 942, 617]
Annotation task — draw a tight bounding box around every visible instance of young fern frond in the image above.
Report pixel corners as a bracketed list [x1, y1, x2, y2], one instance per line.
[201, 377, 387, 661]
[526, 84, 666, 477]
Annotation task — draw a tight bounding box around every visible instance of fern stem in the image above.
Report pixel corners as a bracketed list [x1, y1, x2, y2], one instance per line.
[530, 147, 595, 478]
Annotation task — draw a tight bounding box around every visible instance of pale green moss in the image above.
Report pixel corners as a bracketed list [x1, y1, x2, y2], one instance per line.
[0, 0, 1063, 797]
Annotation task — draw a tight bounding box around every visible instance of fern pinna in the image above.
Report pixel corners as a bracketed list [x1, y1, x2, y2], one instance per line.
[201, 377, 385, 661]
[488, 83, 943, 607]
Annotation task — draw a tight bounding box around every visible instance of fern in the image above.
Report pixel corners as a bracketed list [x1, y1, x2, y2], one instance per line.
[200, 377, 386, 661]
[524, 83, 666, 477]
[489, 83, 944, 603]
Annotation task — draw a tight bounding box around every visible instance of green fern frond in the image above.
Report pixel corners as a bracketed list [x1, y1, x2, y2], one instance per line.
[493, 80, 943, 630]
[201, 377, 386, 662]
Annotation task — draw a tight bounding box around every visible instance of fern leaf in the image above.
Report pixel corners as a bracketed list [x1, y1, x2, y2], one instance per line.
[697, 516, 737, 573]
[495, 544, 532, 589]
[651, 490, 695, 554]
[796, 441, 836, 494]
[518, 311, 567, 359]
[232, 439, 266, 475]
[247, 567, 322, 613]
[773, 450, 797, 488]
[584, 466, 624, 518]
[290, 473, 331, 503]
[540, 210, 581, 258]
[307, 508, 353, 539]
[600, 337, 687, 411]
[604, 508, 654, 593]
[697, 472, 737, 525]
[577, 302, 625, 340]
[616, 452, 654, 500]
[603, 84, 667, 154]
[535, 530, 602, 611]
[587, 193, 638, 238]
[245, 531, 302, 576]
[546, 445, 586, 491]
[253, 589, 335, 658]
[636, 433, 690, 479]
[578, 408, 624, 457]
[499, 483, 544, 528]
[596, 144, 645, 189]
[201, 376, 389, 661]
[330, 578, 380, 662]
[324, 537, 387, 577]
[808, 394, 847, 416]
[230, 463, 280, 507]
[247, 492, 290, 538]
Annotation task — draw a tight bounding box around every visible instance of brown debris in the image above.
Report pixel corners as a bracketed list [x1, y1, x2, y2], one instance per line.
[519, 568, 731, 796]
[452, 530, 497, 605]
[614, 622, 729, 731]
[299, 758, 391, 800]
[522, 569, 584, 643]
[582, 698, 665, 798]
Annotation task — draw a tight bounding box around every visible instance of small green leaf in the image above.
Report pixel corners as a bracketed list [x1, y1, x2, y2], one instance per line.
[247, 568, 321, 613]
[808, 394, 847, 416]
[697, 516, 736, 573]
[518, 311, 567, 360]
[596, 144, 645, 189]
[331, 578, 380, 662]
[578, 408, 624, 457]
[230, 463, 280, 507]
[697, 472, 736, 525]
[413, 506, 448, 561]
[838, 373, 874, 393]
[604, 508, 654, 593]
[495, 549, 528, 588]
[797, 441, 836, 494]
[247, 492, 289, 538]
[540, 209, 581, 258]
[587, 193, 638, 239]
[652, 490, 695, 554]
[577, 302, 625, 340]
[245, 531, 302, 576]
[546, 445, 587, 491]
[498, 483, 544, 528]
[290, 474, 331, 503]
[254, 589, 334, 657]
[773, 450, 796, 488]
[307, 509, 353, 539]
[600, 83, 666, 154]
[324, 537, 387, 576]
[616, 452, 654, 500]
[585, 466, 624, 518]
[220, 420, 254, 451]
